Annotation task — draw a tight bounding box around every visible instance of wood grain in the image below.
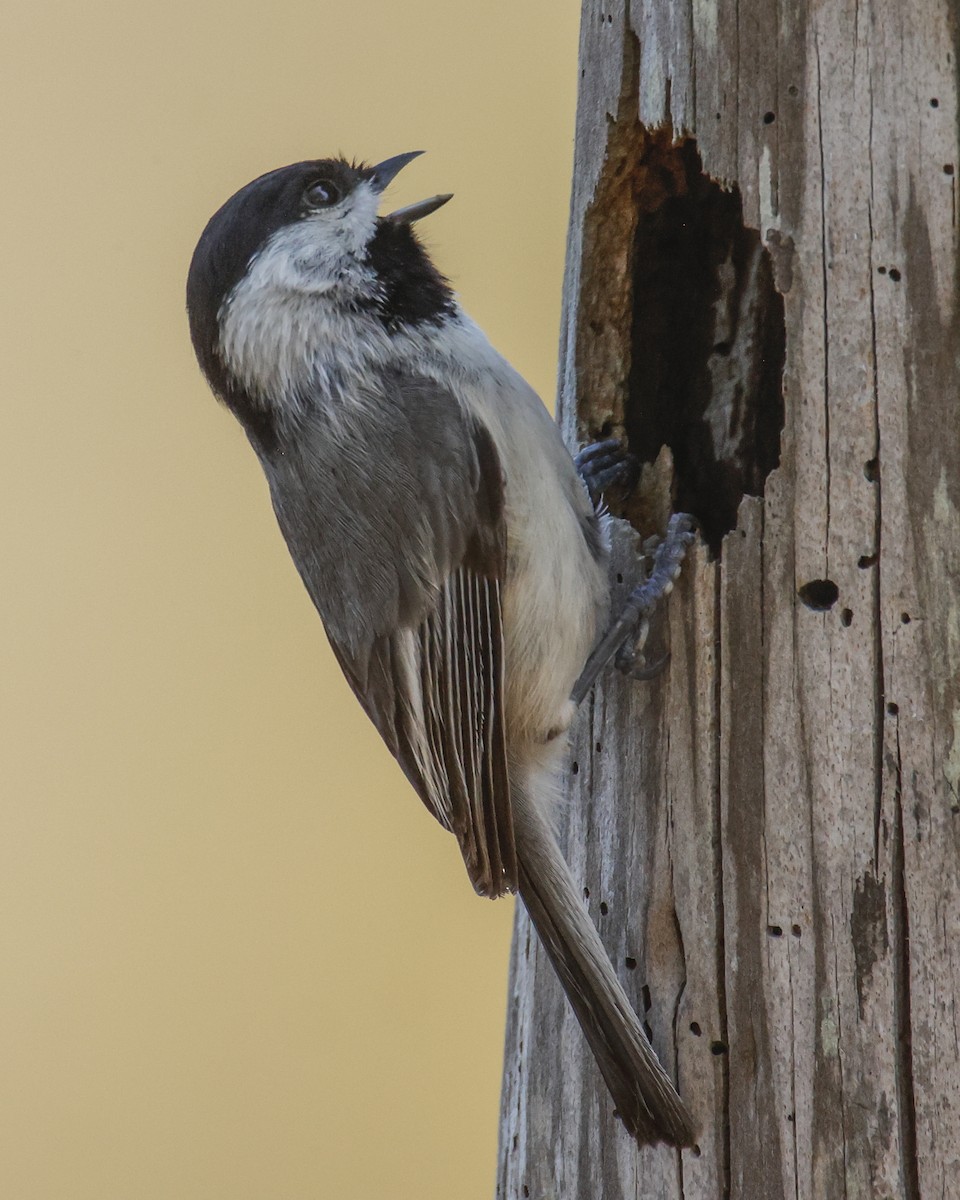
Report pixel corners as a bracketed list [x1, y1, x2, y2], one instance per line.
[498, 2, 960, 1196]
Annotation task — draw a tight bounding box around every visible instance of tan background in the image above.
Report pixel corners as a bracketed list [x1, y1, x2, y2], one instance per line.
[0, 3, 579, 1197]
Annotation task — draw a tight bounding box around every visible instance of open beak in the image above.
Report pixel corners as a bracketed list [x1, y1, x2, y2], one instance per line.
[366, 151, 453, 224]
[385, 193, 453, 224]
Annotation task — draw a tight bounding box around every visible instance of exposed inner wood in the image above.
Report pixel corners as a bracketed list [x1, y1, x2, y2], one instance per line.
[576, 110, 785, 552]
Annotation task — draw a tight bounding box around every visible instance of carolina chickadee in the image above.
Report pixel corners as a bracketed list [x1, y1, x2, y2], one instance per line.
[186, 152, 695, 1147]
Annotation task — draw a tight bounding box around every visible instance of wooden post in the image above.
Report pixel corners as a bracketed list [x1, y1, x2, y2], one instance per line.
[498, 2, 960, 1196]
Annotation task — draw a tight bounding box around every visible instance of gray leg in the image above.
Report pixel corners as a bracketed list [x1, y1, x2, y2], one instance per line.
[571, 513, 697, 706]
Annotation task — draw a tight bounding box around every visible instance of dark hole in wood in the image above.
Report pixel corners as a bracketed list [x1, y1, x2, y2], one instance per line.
[877, 265, 888, 274]
[625, 956, 637, 970]
[791, 924, 802, 937]
[888, 267, 902, 282]
[930, 97, 940, 107]
[859, 553, 879, 569]
[710, 1040, 728, 1055]
[626, 137, 786, 553]
[690, 1021, 702, 1036]
[901, 612, 911, 624]
[887, 702, 899, 716]
[523, 1186, 530, 1198]
[864, 457, 880, 482]
[692, 1144, 702, 1158]
[767, 924, 783, 937]
[788, 84, 798, 96]
[797, 579, 839, 610]
[571, 760, 580, 775]
[763, 110, 776, 124]
[945, 164, 955, 176]
[841, 608, 853, 627]
[642, 1020, 654, 1040]
[595, 741, 602, 753]
[641, 984, 652, 1011]
[583, 886, 590, 899]
[599, 901, 609, 916]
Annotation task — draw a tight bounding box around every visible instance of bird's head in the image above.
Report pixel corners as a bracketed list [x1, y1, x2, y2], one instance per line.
[186, 152, 454, 405]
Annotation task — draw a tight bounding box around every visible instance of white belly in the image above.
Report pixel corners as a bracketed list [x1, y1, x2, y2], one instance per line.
[456, 366, 609, 745]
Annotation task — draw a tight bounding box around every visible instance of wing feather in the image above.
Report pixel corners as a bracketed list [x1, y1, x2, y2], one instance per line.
[267, 374, 516, 897]
[403, 569, 515, 896]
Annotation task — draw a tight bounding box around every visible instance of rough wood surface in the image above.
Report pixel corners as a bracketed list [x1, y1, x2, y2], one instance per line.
[498, 2, 960, 1197]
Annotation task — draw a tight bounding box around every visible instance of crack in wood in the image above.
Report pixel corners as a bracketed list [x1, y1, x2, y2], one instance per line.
[892, 717, 921, 1200]
[814, 37, 832, 565]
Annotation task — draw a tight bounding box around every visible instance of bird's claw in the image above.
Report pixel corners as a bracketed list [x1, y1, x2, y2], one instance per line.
[571, 512, 697, 704]
[575, 438, 640, 505]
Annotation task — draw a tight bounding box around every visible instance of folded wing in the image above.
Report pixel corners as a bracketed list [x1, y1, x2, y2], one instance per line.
[264, 373, 516, 897]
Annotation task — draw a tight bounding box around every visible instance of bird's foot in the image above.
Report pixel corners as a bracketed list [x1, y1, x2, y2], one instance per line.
[571, 513, 698, 704]
[613, 513, 697, 680]
[575, 438, 640, 506]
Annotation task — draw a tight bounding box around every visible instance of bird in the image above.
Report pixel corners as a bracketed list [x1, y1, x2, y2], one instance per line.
[186, 150, 696, 1147]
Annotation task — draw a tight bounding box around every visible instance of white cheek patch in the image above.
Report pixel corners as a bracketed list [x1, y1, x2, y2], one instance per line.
[215, 184, 520, 430]
[217, 190, 387, 407]
[232, 183, 381, 299]
[335, 181, 380, 256]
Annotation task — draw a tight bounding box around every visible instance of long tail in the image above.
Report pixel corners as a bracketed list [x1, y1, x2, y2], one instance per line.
[512, 782, 697, 1148]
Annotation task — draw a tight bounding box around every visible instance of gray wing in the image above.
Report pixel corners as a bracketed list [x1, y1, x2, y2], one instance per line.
[261, 373, 517, 898]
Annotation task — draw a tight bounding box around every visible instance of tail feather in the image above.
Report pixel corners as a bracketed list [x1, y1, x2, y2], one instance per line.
[513, 790, 697, 1148]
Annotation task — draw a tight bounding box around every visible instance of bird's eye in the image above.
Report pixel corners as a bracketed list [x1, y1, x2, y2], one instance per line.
[303, 180, 341, 208]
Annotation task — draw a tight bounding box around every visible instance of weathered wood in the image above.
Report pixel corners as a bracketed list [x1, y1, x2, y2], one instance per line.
[499, 2, 959, 1197]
